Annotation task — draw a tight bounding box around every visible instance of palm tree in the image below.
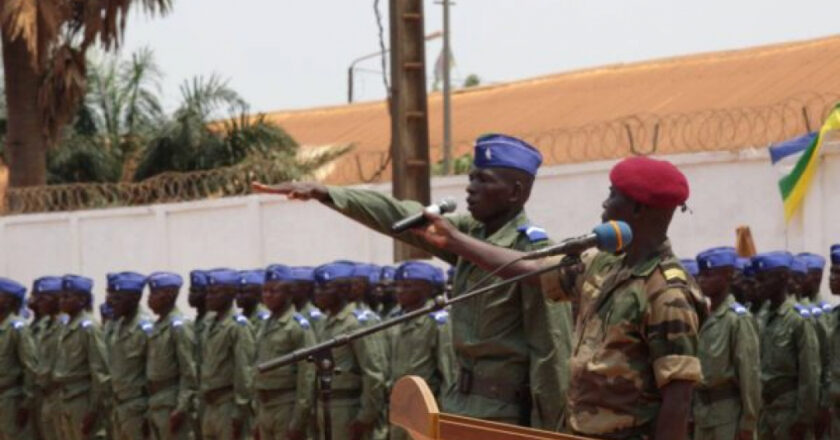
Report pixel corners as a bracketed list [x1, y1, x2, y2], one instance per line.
[0, 0, 171, 188]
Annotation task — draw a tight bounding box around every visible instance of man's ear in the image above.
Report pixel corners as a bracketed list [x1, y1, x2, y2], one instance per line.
[509, 180, 525, 204]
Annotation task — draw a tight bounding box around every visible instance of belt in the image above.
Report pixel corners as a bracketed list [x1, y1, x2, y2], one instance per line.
[696, 386, 740, 405]
[257, 388, 295, 403]
[457, 368, 529, 404]
[203, 386, 234, 405]
[762, 379, 797, 404]
[148, 377, 179, 395]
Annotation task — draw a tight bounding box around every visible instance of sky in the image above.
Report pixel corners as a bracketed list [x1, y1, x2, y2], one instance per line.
[120, 0, 840, 114]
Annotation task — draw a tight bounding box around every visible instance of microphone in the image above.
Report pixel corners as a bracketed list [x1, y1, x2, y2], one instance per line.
[523, 221, 633, 260]
[391, 197, 457, 234]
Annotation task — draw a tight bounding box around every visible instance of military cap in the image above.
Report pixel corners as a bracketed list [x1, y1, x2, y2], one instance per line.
[147, 272, 183, 290]
[313, 261, 356, 284]
[0, 277, 26, 301]
[63, 274, 93, 294]
[797, 252, 826, 271]
[751, 251, 794, 273]
[735, 257, 751, 274]
[190, 270, 208, 289]
[352, 263, 380, 284]
[394, 261, 444, 285]
[108, 271, 147, 293]
[239, 269, 266, 286]
[290, 266, 315, 282]
[832, 245, 840, 265]
[790, 257, 808, 275]
[379, 266, 396, 282]
[266, 264, 293, 282]
[473, 134, 543, 177]
[33, 276, 63, 294]
[696, 247, 737, 270]
[205, 268, 240, 287]
[680, 259, 699, 277]
[609, 156, 689, 208]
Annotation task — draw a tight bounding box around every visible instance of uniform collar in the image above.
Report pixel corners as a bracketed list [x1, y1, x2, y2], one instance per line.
[775, 297, 795, 316]
[334, 302, 356, 321]
[0, 313, 14, 330]
[711, 294, 736, 318]
[480, 209, 530, 248]
[274, 304, 295, 324]
[627, 240, 674, 277]
[67, 312, 92, 330]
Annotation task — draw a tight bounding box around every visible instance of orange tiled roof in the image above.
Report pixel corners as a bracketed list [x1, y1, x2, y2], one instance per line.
[264, 34, 840, 184]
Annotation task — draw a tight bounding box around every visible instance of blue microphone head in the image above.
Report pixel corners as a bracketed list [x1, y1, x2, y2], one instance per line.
[592, 221, 633, 254]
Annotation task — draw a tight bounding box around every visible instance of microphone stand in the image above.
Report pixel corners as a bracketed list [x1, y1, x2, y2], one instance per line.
[257, 256, 578, 440]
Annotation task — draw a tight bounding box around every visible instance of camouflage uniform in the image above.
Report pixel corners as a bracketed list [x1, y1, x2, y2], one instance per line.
[108, 312, 154, 440]
[692, 295, 761, 439]
[0, 313, 37, 440]
[757, 297, 820, 440]
[32, 315, 63, 440]
[325, 187, 572, 429]
[387, 304, 456, 440]
[539, 241, 705, 438]
[52, 312, 110, 440]
[254, 306, 317, 439]
[319, 301, 388, 440]
[147, 308, 197, 440]
[199, 309, 255, 440]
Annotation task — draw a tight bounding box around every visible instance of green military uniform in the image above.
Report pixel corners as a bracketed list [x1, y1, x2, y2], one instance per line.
[539, 242, 705, 437]
[318, 301, 388, 440]
[199, 309, 255, 440]
[0, 313, 37, 440]
[108, 312, 153, 440]
[101, 317, 117, 440]
[53, 312, 110, 440]
[147, 308, 197, 440]
[33, 315, 63, 440]
[254, 306, 317, 439]
[693, 295, 761, 439]
[758, 298, 820, 439]
[387, 304, 456, 440]
[802, 298, 832, 438]
[192, 313, 209, 440]
[828, 305, 840, 439]
[297, 302, 325, 339]
[325, 187, 572, 429]
[247, 304, 271, 333]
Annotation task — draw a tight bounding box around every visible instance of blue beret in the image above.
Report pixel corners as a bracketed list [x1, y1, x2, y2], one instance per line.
[313, 261, 356, 284]
[696, 247, 737, 270]
[190, 270, 208, 289]
[680, 259, 699, 277]
[352, 264, 380, 284]
[33, 276, 63, 294]
[0, 277, 26, 301]
[395, 261, 444, 285]
[108, 272, 146, 293]
[240, 270, 266, 287]
[791, 257, 808, 275]
[832, 245, 840, 265]
[735, 257, 751, 274]
[266, 264, 294, 282]
[62, 275, 93, 294]
[751, 251, 794, 273]
[290, 266, 315, 282]
[473, 134, 542, 177]
[147, 272, 183, 290]
[797, 252, 826, 271]
[206, 268, 241, 287]
[379, 266, 396, 282]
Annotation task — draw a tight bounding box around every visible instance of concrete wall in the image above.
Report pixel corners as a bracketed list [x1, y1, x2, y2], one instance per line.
[2, 143, 838, 312]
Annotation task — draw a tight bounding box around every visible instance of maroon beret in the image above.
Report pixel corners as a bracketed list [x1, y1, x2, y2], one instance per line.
[609, 156, 689, 208]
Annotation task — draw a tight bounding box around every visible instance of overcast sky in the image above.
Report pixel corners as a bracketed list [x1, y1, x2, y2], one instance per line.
[120, 0, 840, 114]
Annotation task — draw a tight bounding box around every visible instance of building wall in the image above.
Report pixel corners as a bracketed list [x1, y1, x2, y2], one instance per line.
[2, 143, 838, 312]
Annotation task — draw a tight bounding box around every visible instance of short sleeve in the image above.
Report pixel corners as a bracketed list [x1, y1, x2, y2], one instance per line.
[644, 284, 702, 388]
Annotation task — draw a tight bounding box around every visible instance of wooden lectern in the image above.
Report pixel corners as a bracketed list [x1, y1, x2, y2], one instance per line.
[389, 376, 595, 440]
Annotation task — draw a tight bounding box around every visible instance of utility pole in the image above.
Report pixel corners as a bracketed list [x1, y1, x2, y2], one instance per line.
[389, 0, 432, 261]
[441, 0, 453, 175]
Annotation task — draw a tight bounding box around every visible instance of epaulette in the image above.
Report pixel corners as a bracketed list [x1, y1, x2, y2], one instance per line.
[810, 306, 823, 317]
[234, 314, 249, 326]
[662, 265, 688, 284]
[793, 304, 811, 317]
[729, 302, 748, 316]
[171, 316, 184, 328]
[292, 313, 311, 329]
[59, 315, 70, 325]
[139, 320, 154, 334]
[517, 225, 549, 243]
[258, 310, 271, 321]
[820, 301, 832, 312]
[352, 309, 369, 323]
[81, 319, 93, 329]
[309, 308, 324, 321]
[11, 320, 25, 330]
[429, 310, 448, 325]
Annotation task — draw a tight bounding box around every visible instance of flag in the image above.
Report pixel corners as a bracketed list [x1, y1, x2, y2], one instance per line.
[769, 103, 840, 221]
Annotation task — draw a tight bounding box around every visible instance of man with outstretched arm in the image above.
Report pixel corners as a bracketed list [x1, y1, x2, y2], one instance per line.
[406, 156, 707, 440]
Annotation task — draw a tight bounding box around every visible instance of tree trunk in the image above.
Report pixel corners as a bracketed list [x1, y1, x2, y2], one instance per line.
[2, 32, 47, 187]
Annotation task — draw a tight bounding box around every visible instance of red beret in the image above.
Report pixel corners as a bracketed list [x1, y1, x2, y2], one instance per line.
[609, 157, 689, 208]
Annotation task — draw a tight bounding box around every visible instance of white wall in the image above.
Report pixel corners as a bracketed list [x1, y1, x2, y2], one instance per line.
[3, 143, 839, 313]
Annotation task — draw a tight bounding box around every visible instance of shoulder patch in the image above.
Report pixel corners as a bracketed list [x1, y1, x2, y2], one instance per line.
[663, 268, 687, 282]
[234, 314, 249, 326]
[11, 320, 25, 330]
[171, 318, 184, 328]
[429, 310, 448, 325]
[258, 310, 271, 321]
[517, 225, 549, 243]
[810, 306, 823, 317]
[309, 309, 323, 321]
[352, 309, 369, 323]
[794, 304, 811, 317]
[292, 313, 311, 329]
[81, 319, 93, 329]
[820, 301, 832, 312]
[139, 320, 154, 334]
[59, 315, 70, 325]
[729, 302, 748, 316]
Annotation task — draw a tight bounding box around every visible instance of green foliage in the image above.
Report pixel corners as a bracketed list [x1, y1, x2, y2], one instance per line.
[463, 74, 481, 88]
[432, 152, 473, 176]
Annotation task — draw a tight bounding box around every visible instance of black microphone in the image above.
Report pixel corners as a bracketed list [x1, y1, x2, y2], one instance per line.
[391, 197, 457, 234]
[523, 221, 633, 260]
